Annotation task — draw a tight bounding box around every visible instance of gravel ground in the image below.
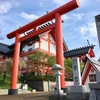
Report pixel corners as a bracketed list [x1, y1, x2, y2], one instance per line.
[0, 92, 52, 100]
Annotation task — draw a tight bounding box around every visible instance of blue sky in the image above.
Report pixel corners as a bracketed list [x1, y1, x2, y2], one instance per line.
[0, 0, 100, 60]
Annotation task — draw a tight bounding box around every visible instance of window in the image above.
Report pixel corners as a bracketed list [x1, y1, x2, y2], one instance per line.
[89, 74, 96, 82]
[28, 48, 32, 51]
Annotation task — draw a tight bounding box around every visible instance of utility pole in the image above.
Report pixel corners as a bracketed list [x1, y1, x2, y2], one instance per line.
[95, 14, 100, 48]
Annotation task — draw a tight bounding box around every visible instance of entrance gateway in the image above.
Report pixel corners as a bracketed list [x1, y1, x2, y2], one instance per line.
[7, 0, 80, 95]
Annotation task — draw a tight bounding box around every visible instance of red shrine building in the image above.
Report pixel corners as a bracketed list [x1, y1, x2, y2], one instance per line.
[21, 30, 68, 58]
[0, 30, 68, 74]
[64, 45, 100, 92]
[81, 55, 100, 92]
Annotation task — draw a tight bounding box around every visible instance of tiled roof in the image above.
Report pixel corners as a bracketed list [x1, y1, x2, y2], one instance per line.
[8, 35, 39, 49]
[63, 38, 68, 51]
[0, 42, 10, 54]
[64, 45, 95, 58]
[81, 55, 100, 85]
[8, 35, 39, 55]
[86, 55, 100, 71]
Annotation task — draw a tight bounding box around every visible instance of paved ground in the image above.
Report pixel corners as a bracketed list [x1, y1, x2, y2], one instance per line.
[0, 92, 52, 100]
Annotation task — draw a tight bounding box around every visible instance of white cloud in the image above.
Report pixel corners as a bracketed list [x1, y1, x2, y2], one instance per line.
[79, 22, 97, 38]
[77, 21, 98, 45]
[62, 13, 84, 21]
[62, 15, 71, 20]
[0, 1, 19, 15]
[20, 12, 40, 20]
[52, 0, 69, 6]
[0, 1, 12, 14]
[39, 2, 44, 7]
[52, 0, 90, 7]
[80, 0, 90, 6]
[72, 13, 84, 20]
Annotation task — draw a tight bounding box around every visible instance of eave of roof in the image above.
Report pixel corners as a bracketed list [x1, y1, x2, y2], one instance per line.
[86, 55, 100, 71]
[7, 35, 39, 55]
[64, 45, 95, 58]
[8, 35, 39, 49]
[81, 55, 100, 84]
[0, 42, 10, 54]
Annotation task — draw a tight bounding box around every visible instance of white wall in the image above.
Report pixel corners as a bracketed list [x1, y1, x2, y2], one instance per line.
[84, 68, 97, 92]
[50, 43, 56, 54]
[50, 34, 55, 43]
[40, 39, 48, 51]
[35, 42, 39, 48]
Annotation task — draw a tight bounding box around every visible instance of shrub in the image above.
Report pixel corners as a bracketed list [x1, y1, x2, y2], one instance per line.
[19, 75, 56, 82]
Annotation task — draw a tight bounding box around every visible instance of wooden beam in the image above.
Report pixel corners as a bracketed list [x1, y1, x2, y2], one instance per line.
[19, 23, 55, 42]
[7, 0, 80, 39]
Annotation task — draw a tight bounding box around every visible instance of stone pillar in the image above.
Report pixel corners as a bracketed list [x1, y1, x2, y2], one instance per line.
[89, 72, 100, 100]
[66, 57, 87, 100]
[72, 57, 81, 85]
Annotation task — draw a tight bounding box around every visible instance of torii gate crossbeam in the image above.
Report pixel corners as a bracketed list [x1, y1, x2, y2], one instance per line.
[7, 0, 80, 95]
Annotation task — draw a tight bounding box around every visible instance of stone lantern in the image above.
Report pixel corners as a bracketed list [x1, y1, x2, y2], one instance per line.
[52, 64, 64, 94]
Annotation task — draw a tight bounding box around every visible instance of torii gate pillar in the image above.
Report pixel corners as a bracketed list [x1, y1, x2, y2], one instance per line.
[8, 33, 20, 95]
[55, 13, 65, 88]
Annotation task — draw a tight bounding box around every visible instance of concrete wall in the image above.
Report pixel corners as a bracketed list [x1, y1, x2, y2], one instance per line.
[26, 81, 56, 92]
[0, 89, 8, 95]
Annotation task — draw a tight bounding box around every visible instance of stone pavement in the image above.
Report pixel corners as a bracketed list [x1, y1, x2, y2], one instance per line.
[0, 92, 52, 100]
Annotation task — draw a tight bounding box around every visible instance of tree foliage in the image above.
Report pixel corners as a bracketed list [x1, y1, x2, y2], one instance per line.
[27, 50, 44, 75]
[27, 50, 56, 76]
[64, 58, 84, 73]
[0, 58, 13, 82]
[64, 58, 72, 73]
[18, 58, 27, 77]
[0, 58, 27, 81]
[46, 55, 56, 76]
[2, 58, 13, 75]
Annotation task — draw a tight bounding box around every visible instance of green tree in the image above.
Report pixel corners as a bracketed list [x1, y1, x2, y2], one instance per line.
[64, 58, 84, 80]
[80, 62, 84, 73]
[46, 55, 56, 76]
[64, 58, 84, 73]
[27, 50, 44, 75]
[1, 58, 27, 82]
[27, 50, 56, 76]
[64, 58, 72, 73]
[1, 58, 13, 82]
[18, 58, 27, 78]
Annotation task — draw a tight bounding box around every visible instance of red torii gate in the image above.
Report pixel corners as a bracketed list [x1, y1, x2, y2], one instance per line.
[7, 0, 80, 95]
